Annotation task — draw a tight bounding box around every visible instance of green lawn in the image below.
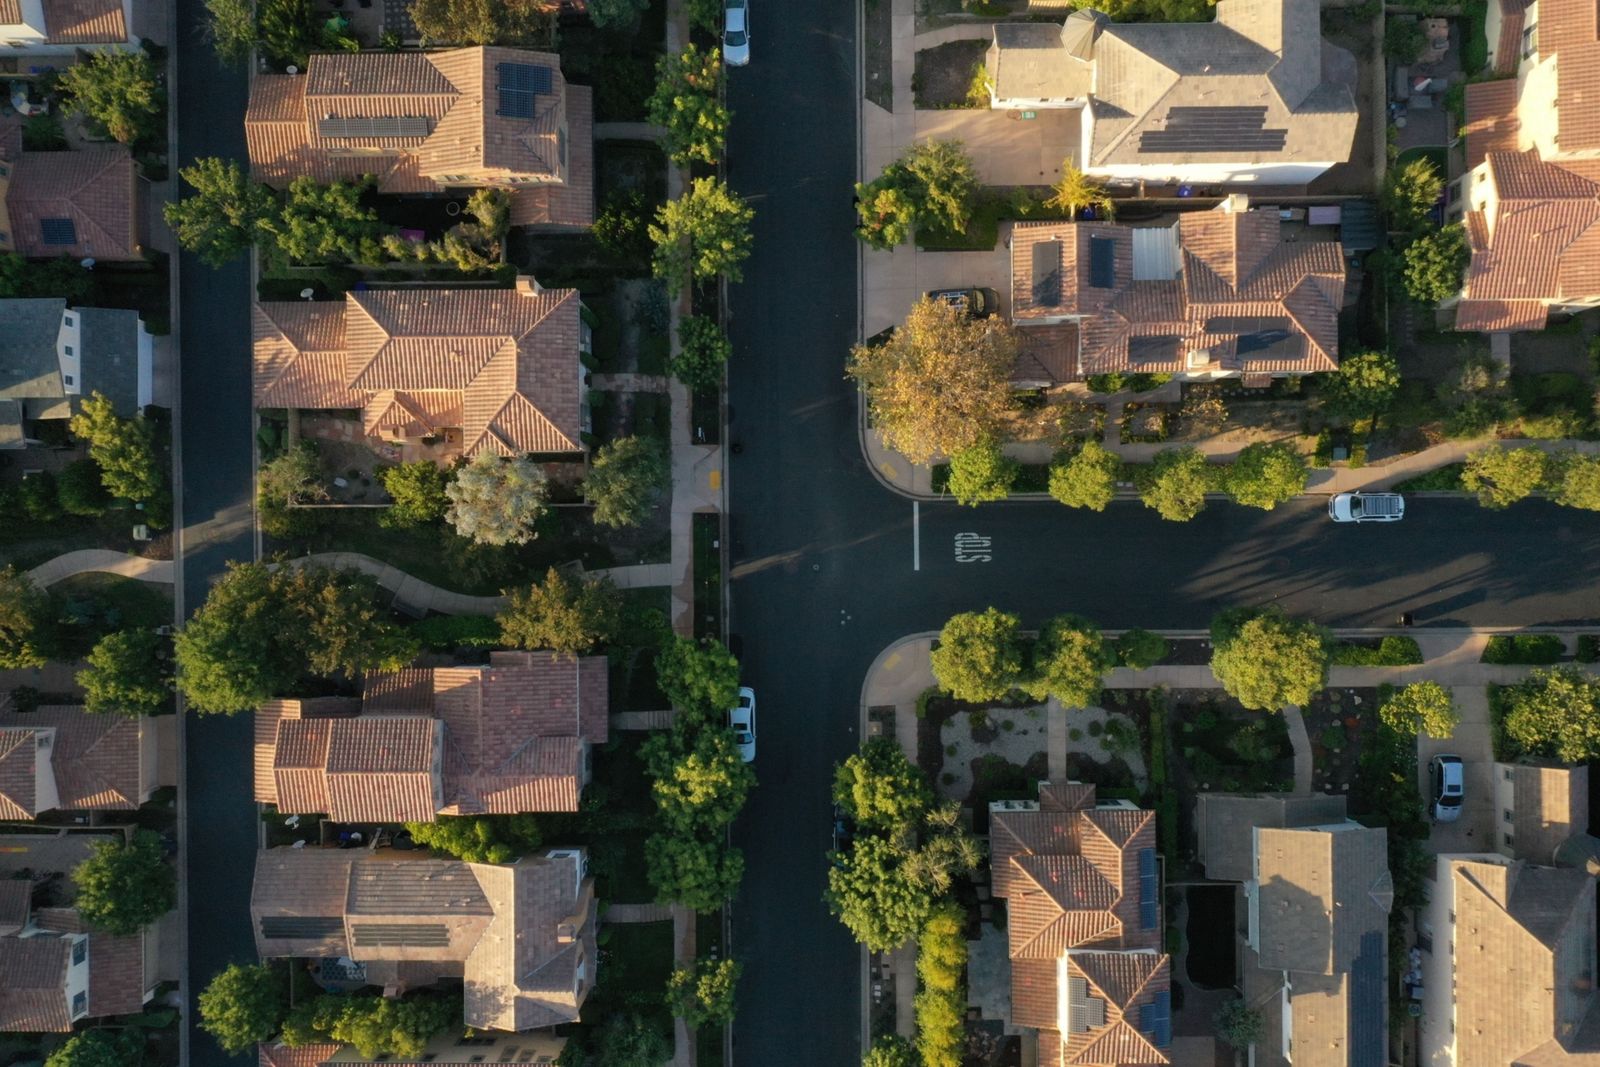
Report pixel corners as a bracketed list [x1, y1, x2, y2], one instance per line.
[692, 513, 721, 640]
[1394, 146, 1448, 174]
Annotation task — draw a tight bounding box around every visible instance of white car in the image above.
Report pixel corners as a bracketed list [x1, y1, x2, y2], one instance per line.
[723, 0, 749, 66]
[1329, 491, 1405, 523]
[728, 686, 756, 762]
[1431, 754, 1464, 822]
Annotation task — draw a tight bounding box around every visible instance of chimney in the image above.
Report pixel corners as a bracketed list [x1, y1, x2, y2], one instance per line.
[515, 276, 544, 297]
[1222, 193, 1251, 214]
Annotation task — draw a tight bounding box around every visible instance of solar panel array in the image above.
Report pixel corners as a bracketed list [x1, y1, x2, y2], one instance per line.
[1088, 236, 1116, 289]
[1235, 328, 1294, 357]
[1032, 240, 1063, 307]
[1128, 335, 1179, 366]
[1138, 847, 1158, 929]
[1138, 107, 1288, 154]
[39, 217, 76, 246]
[1066, 977, 1107, 1033]
[497, 62, 552, 119]
[1348, 930, 1386, 1065]
[260, 916, 344, 940]
[351, 922, 452, 947]
[1139, 989, 1172, 1048]
[318, 115, 430, 139]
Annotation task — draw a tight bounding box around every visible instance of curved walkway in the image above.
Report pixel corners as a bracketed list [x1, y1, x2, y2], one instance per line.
[27, 550, 175, 588]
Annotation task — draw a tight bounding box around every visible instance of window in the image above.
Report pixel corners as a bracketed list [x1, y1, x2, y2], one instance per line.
[71, 939, 85, 965]
[1523, 23, 1538, 58]
[1504, 768, 1514, 780]
[62, 374, 73, 386]
[63, 345, 72, 356]
[63, 315, 72, 327]
[1504, 833, 1514, 847]
[1504, 809, 1514, 822]
[71, 991, 86, 1016]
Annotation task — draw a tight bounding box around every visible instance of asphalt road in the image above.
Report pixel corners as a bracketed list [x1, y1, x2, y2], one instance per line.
[172, 0, 258, 1061]
[723, 4, 1600, 1067]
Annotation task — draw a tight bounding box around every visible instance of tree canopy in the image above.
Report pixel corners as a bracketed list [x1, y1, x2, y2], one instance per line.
[45, 1031, 140, 1067]
[403, 814, 542, 864]
[1403, 223, 1469, 304]
[1139, 447, 1214, 522]
[69, 392, 165, 506]
[863, 1035, 919, 1067]
[645, 832, 745, 911]
[832, 737, 934, 831]
[0, 566, 51, 669]
[853, 181, 918, 250]
[199, 963, 287, 1054]
[945, 439, 1016, 505]
[1028, 614, 1110, 708]
[1209, 607, 1329, 711]
[78, 629, 170, 716]
[165, 157, 277, 267]
[1551, 452, 1600, 510]
[1324, 351, 1401, 424]
[1383, 157, 1444, 234]
[282, 992, 460, 1060]
[1379, 681, 1458, 738]
[408, 0, 554, 43]
[1049, 440, 1122, 511]
[72, 829, 175, 935]
[445, 453, 549, 545]
[666, 957, 741, 1027]
[497, 567, 622, 656]
[673, 315, 732, 391]
[1214, 997, 1265, 1049]
[650, 177, 755, 294]
[586, 435, 670, 528]
[854, 140, 978, 247]
[1044, 163, 1115, 220]
[261, 177, 384, 265]
[59, 51, 164, 144]
[929, 607, 1026, 703]
[654, 636, 741, 716]
[203, 0, 256, 63]
[1463, 445, 1548, 509]
[647, 728, 755, 834]
[648, 44, 729, 166]
[1226, 441, 1308, 510]
[825, 834, 933, 951]
[847, 297, 1017, 465]
[379, 461, 452, 528]
[1502, 667, 1600, 762]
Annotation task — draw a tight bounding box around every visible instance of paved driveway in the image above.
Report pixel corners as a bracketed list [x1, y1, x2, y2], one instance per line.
[863, 244, 1008, 336]
[913, 108, 1078, 186]
[1417, 687, 1497, 854]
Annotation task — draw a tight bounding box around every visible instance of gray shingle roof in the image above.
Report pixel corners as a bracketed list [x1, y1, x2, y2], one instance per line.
[0, 299, 64, 404]
[74, 307, 142, 416]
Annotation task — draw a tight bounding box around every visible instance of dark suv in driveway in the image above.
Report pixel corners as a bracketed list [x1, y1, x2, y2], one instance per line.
[925, 287, 994, 318]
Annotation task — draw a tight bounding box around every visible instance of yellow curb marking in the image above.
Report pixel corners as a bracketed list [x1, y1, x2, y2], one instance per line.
[708, 470, 721, 490]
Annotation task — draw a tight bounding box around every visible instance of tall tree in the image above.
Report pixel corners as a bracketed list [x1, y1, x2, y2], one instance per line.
[379, 461, 452, 528]
[1463, 445, 1548, 508]
[1226, 441, 1308, 510]
[445, 453, 549, 546]
[59, 51, 164, 144]
[854, 180, 918, 250]
[945, 438, 1016, 505]
[647, 729, 755, 834]
[78, 629, 170, 716]
[666, 957, 741, 1027]
[283, 566, 419, 679]
[1049, 439, 1123, 511]
[203, 0, 257, 63]
[199, 963, 287, 1054]
[832, 738, 933, 830]
[45, 1031, 140, 1067]
[261, 177, 385, 265]
[1324, 351, 1401, 425]
[408, 0, 556, 44]
[1139, 446, 1214, 522]
[69, 392, 165, 504]
[72, 829, 175, 935]
[898, 140, 978, 235]
[1209, 607, 1329, 711]
[1028, 613, 1111, 708]
[645, 833, 744, 910]
[176, 562, 302, 713]
[1551, 452, 1600, 510]
[1383, 157, 1444, 233]
[650, 178, 755, 294]
[1044, 163, 1115, 219]
[1403, 223, 1469, 303]
[648, 44, 729, 166]
[847, 297, 1017, 465]
[0, 566, 51, 669]
[929, 607, 1026, 703]
[654, 636, 741, 716]
[824, 834, 931, 952]
[1502, 667, 1600, 762]
[165, 158, 276, 267]
[497, 567, 622, 656]
[586, 436, 670, 528]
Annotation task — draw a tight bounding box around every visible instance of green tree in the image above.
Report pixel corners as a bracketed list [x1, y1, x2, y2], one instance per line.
[408, 0, 555, 44]
[665, 957, 741, 1026]
[586, 435, 669, 528]
[284, 993, 459, 1060]
[847, 297, 1017, 465]
[1029, 613, 1110, 708]
[1403, 223, 1469, 303]
[59, 51, 164, 144]
[898, 140, 978, 235]
[645, 833, 744, 910]
[1139, 447, 1214, 522]
[78, 629, 170, 716]
[1379, 681, 1458, 738]
[916, 902, 968, 1067]
[647, 728, 755, 833]
[0, 252, 94, 301]
[165, 157, 276, 267]
[0, 566, 51, 669]
[685, 0, 720, 31]
[283, 566, 419, 678]
[1551, 452, 1600, 510]
[19, 470, 59, 521]
[854, 178, 918, 250]
[1044, 163, 1115, 220]
[862, 1035, 918, 1067]
[1383, 157, 1444, 233]
[57, 457, 109, 516]
[69, 392, 165, 504]
[594, 190, 652, 264]
[1214, 997, 1264, 1049]
[1049, 440, 1123, 511]
[588, 0, 649, 28]
[262, 177, 384, 264]
[176, 562, 301, 713]
[497, 567, 622, 656]
[445, 452, 549, 546]
[650, 177, 755, 294]
[46, 1030, 140, 1067]
[1462, 445, 1548, 509]
[930, 607, 1026, 703]
[199, 963, 287, 1054]
[945, 438, 1016, 505]
[1115, 627, 1168, 669]
[594, 1014, 673, 1067]
[824, 834, 931, 951]
[72, 829, 175, 935]
[258, 442, 326, 506]
[832, 737, 933, 830]
[403, 814, 542, 863]
[673, 314, 732, 391]
[1209, 608, 1329, 711]
[1324, 351, 1401, 424]
[257, 0, 317, 68]
[654, 636, 741, 716]
[379, 461, 452, 528]
[648, 44, 729, 166]
[203, 0, 257, 63]
[902, 804, 983, 894]
[1502, 667, 1600, 762]
[1226, 441, 1308, 510]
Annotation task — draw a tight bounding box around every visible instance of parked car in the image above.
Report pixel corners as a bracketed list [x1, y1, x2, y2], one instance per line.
[723, 0, 750, 66]
[831, 804, 856, 860]
[1430, 754, 1464, 822]
[925, 287, 994, 318]
[1329, 491, 1405, 523]
[728, 686, 756, 762]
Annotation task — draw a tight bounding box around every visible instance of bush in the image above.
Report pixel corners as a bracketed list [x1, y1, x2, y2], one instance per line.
[1481, 634, 1566, 665]
[915, 903, 967, 1067]
[57, 458, 109, 516]
[408, 614, 501, 652]
[1329, 636, 1422, 666]
[946, 439, 1016, 505]
[1116, 628, 1168, 669]
[1577, 635, 1599, 663]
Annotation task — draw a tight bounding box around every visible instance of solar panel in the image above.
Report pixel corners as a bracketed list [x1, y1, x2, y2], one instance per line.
[1088, 236, 1116, 289]
[318, 115, 430, 139]
[1066, 977, 1089, 1033]
[1032, 240, 1062, 307]
[497, 62, 551, 118]
[1235, 329, 1295, 357]
[1128, 335, 1178, 366]
[1139, 989, 1172, 1047]
[351, 922, 451, 947]
[1138, 106, 1288, 154]
[260, 916, 344, 940]
[39, 218, 75, 246]
[1139, 847, 1158, 929]
[1348, 930, 1386, 1065]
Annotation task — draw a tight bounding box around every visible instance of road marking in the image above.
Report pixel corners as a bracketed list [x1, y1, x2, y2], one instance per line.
[955, 531, 992, 563]
[913, 502, 920, 571]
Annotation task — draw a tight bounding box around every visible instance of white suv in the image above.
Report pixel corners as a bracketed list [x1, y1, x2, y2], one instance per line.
[1329, 491, 1405, 523]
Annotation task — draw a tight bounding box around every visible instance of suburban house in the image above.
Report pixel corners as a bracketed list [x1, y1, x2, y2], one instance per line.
[0, 125, 143, 262]
[1452, 0, 1600, 331]
[1007, 195, 1346, 386]
[0, 704, 164, 816]
[0, 0, 138, 55]
[251, 847, 597, 1032]
[1195, 794, 1391, 1067]
[988, 782, 1172, 1066]
[0, 832, 159, 1032]
[259, 1032, 566, 1067]
[983, 0, 1359, 186]
[252, 278, 590, 458]
[0, 299, 154, 447]
[1493, 761, 1599, 865]
[244, 46, 594, 228]
[253, 650, 609, 822]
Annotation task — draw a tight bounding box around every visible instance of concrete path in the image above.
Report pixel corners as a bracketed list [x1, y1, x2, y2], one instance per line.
[603, 903, 674, 923]
[594, 121, 668, 142]
[672, 903, 696, 1067]
[592, 372, 671, 393]
[611, 709, 677, 731]
[592, 563, 675, 589]
[1281, 705, 1313, 793]
[26, 550, 175, 588]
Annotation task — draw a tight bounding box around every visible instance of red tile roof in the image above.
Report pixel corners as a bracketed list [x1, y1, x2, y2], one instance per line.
[6, 148, 140, 261]
[0, 706, 143, 816]
[0, 937, 70, 1030]
[44, 0, 127, 43]
[260, 1043, 341, 1067]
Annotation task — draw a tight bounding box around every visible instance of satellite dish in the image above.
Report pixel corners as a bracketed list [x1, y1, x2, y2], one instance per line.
[286, 64, 299, 74]
[300, 288, 315, 300]
[79, 258, 95, 269]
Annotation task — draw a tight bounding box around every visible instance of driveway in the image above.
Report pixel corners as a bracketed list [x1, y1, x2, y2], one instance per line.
[912, 108, 1078, 186]
[1417, 687, 1497, 854]
[863, 244, 1008, 337]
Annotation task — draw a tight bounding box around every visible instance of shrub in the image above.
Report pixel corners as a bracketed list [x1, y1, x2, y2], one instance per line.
[57, 458, 109, 516]
[1115, 628, 1168, 668]
[946, 438, 1016, 505]
[408, 614, 501, 652]
[1578, 635, 1599, 663]
[915, 903, 968, 1067]
[1329, 636, 1422, 665]
[1380, 681, 1458, 738]
[1481, 634, 1566, 664]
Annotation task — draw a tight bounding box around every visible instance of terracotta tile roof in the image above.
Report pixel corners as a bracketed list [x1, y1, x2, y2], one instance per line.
[0, 729, 37, 820]
[6, 149, 139, 261]
[259, 1043, 342, 1067]
[0, 882, 28, 937]
[0, 706, 142, 813]
[1008, 205, 1343, 381]
[272, 717, 441, 823]
[254, 282, 585, 457]
[508, 85, 595, 228]
[1494, 0, 1532, 73]
[43, 0, 126, 43]
[1041, 782, 1097, 812]
[245, 47, 589, 206]
[0, 937, 70, 1030]
[991, 804, 1080, 898]
[1013, 957, 1062, 1030]
[1061, 953, 1170, 1066]
[86, 929, 147, 1017]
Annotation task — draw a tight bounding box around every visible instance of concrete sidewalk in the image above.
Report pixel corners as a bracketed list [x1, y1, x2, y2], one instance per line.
[26, 549, 175, 588]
